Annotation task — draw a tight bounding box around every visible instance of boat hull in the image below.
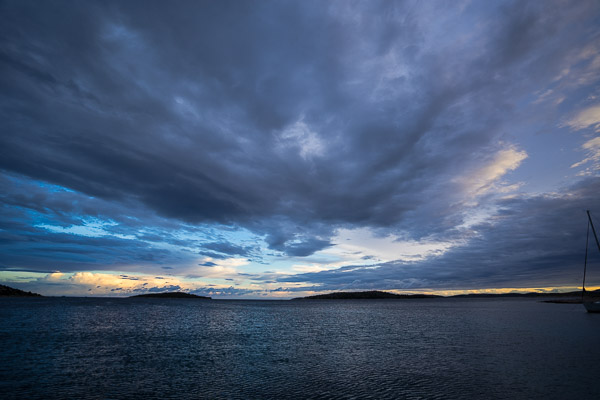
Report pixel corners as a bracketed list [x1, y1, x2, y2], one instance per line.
[584, 302, 600, 313]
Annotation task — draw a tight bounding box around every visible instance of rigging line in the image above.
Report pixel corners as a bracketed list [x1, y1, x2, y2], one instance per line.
[588, 210, 600, 253]
[582, 218, 590, 301]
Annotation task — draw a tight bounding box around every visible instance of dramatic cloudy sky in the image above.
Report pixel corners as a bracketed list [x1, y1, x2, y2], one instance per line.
[1, 0, 600, 297]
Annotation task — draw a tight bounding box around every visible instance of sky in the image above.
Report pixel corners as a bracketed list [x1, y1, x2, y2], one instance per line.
[1, 0, 600, 298]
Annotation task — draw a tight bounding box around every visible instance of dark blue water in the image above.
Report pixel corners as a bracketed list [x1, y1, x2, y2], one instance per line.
[1, 298, 599, 399]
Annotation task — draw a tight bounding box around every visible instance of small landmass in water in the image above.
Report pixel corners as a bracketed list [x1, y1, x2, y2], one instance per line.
[129, 291, 211, 299]
[0, 284, 42, 297]
[293, 289, 600, 303]
[293, 290, 441, 300]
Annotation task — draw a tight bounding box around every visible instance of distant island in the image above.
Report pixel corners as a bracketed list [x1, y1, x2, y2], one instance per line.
[293, 289, 600, 302]
[129, 292, 211, 299]
[2, 284, 596, 302]
[293, 290, 441, 300]
[0, 284, 42, 297]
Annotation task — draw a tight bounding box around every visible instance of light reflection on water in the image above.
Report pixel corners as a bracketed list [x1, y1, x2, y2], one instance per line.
[1, 298, 599, 399]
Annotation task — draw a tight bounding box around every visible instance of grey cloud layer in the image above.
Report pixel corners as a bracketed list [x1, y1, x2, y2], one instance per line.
[1, 0, 599, 275]
[0, 174, 250, 273]
[278, 177, 600, 291]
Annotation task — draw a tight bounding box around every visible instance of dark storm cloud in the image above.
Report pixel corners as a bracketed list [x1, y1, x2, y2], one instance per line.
[273, 238, 332, 258]
[0, 173, 265, 273]
[199, 262, 217, 267]
[0, 227, 171, 273]
[0, 174, 199, 272]
[0, 266, 58, 274]
[0, 0, 598, 268]
[279, 177, 600, 290]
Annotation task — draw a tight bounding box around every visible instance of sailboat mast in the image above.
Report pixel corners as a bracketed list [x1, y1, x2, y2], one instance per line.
[587, 210, 600, 253]
[583, 210, 600, 299]
[582, 211, 600, 312]
[582, 219, 590, 297]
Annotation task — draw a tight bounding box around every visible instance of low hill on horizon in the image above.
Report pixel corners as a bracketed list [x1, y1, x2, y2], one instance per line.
[293, 290, 441, 300]
[292, 289, 600, 300]
[0, 284, 42, 297]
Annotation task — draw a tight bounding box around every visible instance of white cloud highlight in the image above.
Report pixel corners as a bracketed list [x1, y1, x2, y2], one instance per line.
[566, 105, 600, 132]
[329, 228, 454, 264]
[459, 146, 528, 198]
[571, 136, 600, 175]
[277, 118, 324, 159]
[194, 257, 249, 279]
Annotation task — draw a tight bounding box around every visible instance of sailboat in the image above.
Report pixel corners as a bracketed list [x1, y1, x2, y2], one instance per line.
[582, 210, 600, 313]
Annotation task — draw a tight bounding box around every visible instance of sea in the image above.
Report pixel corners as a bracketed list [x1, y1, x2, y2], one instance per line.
[1, 297, 599, 399]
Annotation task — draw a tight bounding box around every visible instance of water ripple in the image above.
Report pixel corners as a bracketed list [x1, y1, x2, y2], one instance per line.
[1, 298, 599, 399]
